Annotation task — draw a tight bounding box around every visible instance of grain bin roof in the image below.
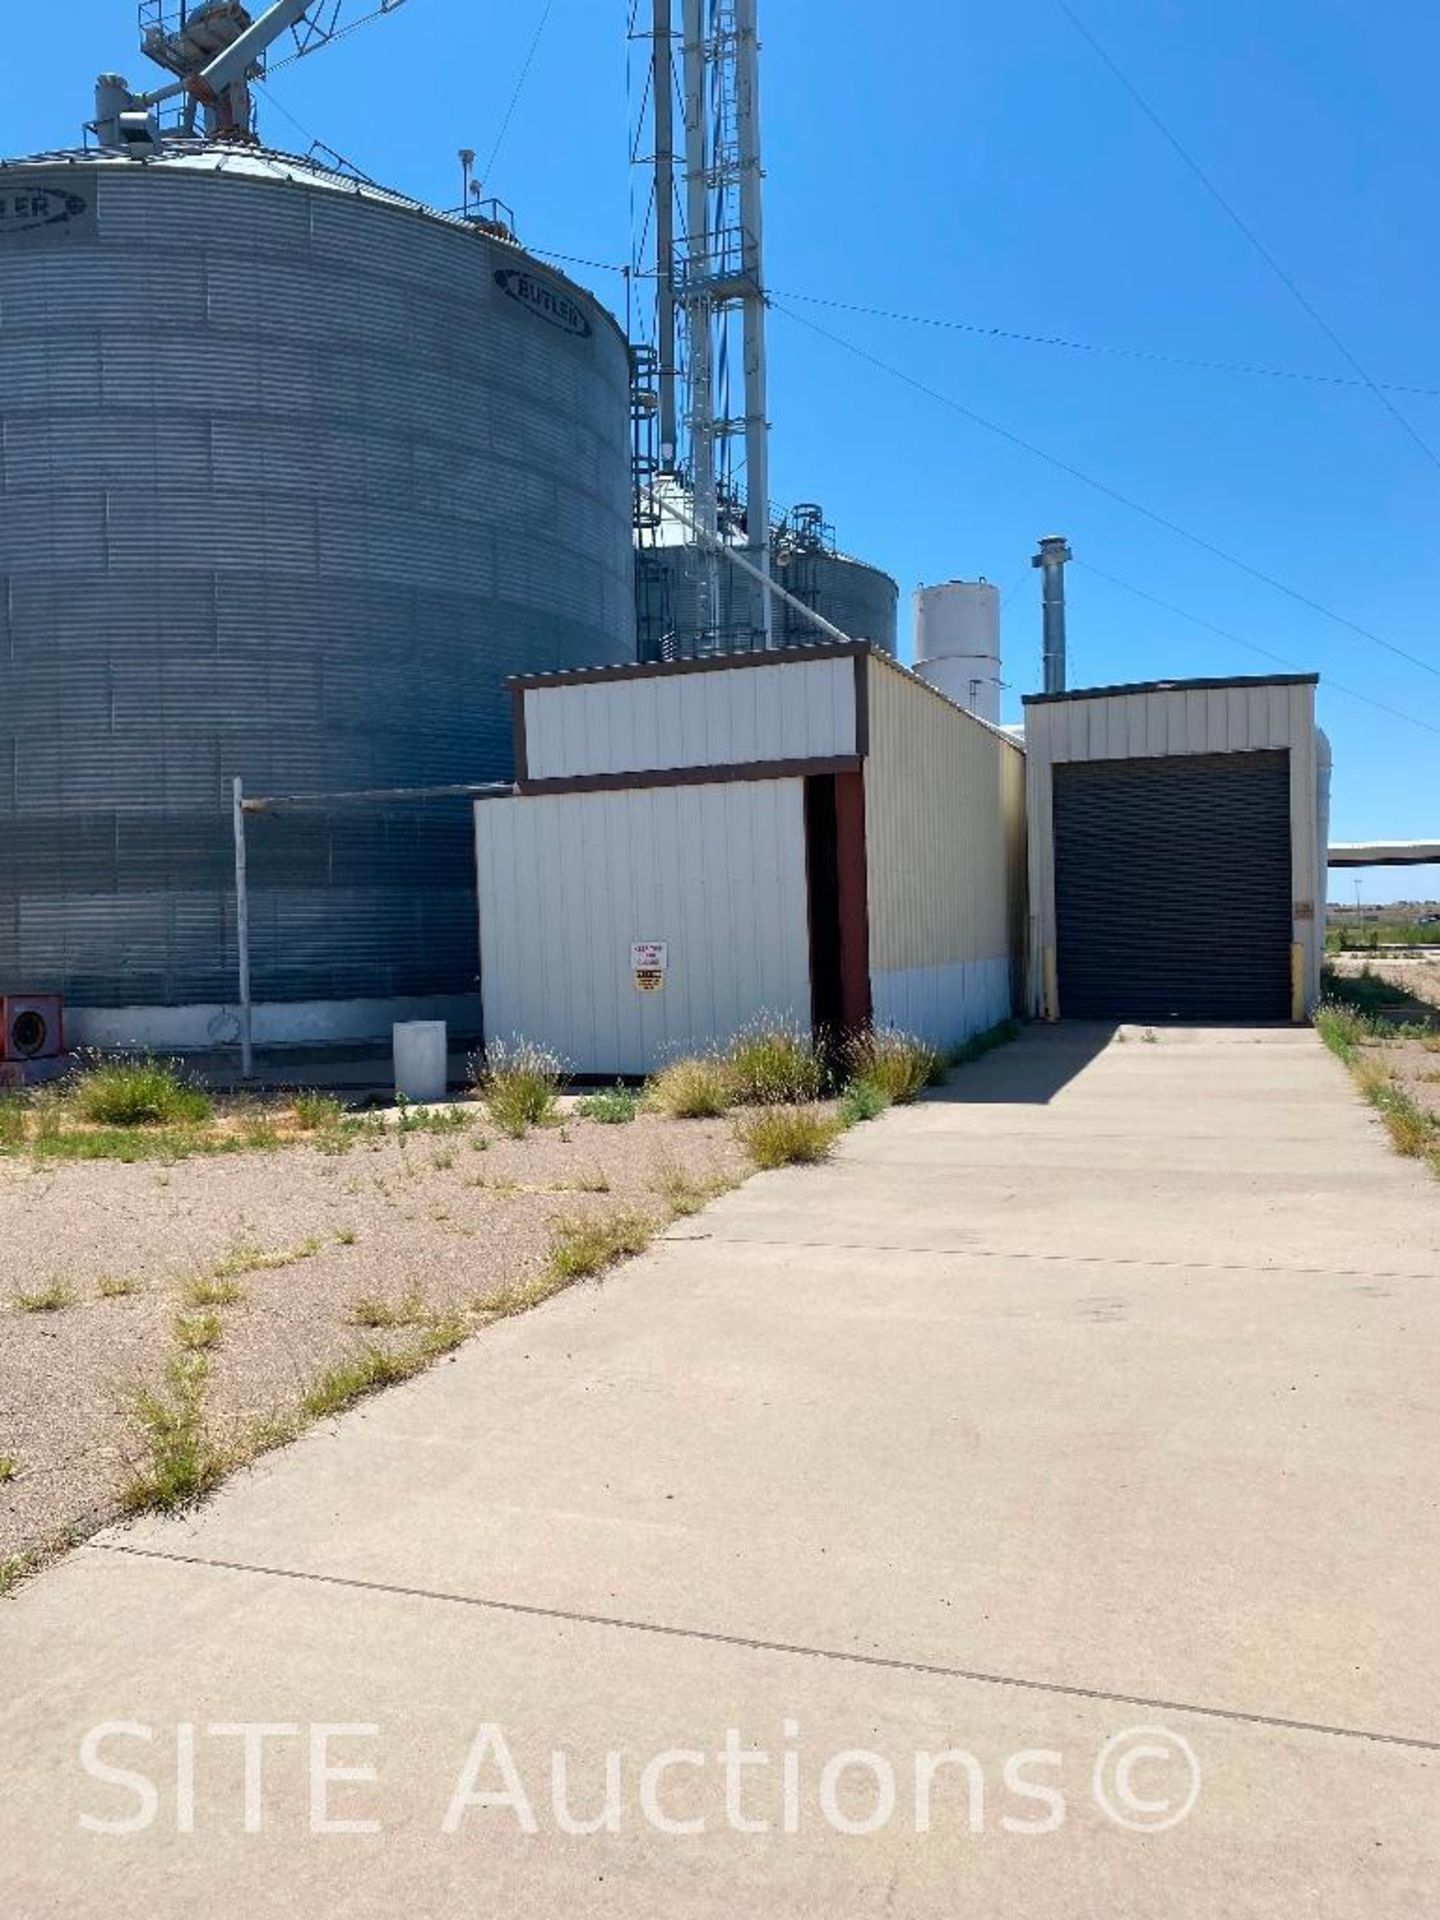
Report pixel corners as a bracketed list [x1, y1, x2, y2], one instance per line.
[3, 140, 438, 207]
[0, 141, 624, 346]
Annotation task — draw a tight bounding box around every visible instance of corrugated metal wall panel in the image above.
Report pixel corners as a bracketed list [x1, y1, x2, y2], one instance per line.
[521, 656, 858, 782]
[476, 781, 812, 1075]
[1029, 685, 1302, 768]
[1053, 751, 1294, 1021]
[863, 658, 1026, 1046]
[0, 154, 634, 1012]
[1001, 740, 1029, 989]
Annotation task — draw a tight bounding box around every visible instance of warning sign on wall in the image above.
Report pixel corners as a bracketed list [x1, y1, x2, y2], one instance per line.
[632, 942, 668, 994]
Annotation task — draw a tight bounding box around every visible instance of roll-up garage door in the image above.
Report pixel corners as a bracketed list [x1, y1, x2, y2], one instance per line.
[1052, 750, 1293, 1021]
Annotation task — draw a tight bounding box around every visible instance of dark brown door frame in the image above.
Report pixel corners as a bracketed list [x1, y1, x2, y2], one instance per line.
[804, 770, 872, 1042]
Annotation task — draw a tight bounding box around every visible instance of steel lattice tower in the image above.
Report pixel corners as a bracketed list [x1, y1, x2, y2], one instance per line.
[633, 0, 773, 652]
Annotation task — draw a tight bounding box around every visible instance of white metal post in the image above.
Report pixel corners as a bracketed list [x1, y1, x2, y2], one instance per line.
[231, 776, 254, 1079]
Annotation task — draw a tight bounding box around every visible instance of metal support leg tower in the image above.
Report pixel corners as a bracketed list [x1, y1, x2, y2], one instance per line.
[651, 0, 680, 470]
[680, 0, 723, 649]
[679, 0, 773, 650]
[734, 0, 773, 648]
[632, 0, 775, 654]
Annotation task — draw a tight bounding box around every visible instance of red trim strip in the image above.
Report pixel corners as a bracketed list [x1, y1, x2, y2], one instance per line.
[834, 770, 873, 1031]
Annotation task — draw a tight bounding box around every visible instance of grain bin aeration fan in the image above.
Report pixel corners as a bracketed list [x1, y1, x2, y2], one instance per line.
[0, 996, 65, 1063]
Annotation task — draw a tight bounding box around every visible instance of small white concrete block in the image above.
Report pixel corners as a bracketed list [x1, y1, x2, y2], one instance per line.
[393, 1021, 448, 1104]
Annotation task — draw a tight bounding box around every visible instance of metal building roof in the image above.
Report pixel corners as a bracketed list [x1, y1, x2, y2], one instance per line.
[1328, 841, 1440, 868]
[1023, 672, 1319, 706]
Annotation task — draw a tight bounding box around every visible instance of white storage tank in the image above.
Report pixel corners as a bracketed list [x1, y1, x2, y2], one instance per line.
[913, 580, 1002, 724]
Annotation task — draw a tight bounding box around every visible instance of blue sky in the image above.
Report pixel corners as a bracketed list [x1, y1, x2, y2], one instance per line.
[12, 0, 1437, 903]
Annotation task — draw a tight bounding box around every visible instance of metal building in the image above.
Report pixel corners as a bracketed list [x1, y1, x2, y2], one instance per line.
[477, 644, 1026, 1074]
[1024, 674, 1329, 1023]
[0, 144, 634, 1047]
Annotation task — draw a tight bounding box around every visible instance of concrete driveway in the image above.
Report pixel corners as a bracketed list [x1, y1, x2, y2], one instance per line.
[3, 1025, 1438, 1915]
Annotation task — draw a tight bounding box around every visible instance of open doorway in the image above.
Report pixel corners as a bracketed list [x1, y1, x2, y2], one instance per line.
[804, 771, 872, 1041]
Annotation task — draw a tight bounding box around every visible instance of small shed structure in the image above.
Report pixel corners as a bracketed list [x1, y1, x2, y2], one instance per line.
[476, 643, 1027, 1075]
[1023, 674, 1328, 1023]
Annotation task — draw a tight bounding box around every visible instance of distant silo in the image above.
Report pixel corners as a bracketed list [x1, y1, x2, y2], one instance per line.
[0, 145, 635, 1046]
[636, 492, 896, 659]
[774, 504, 898, 654]
[914, 580, 1003, 724]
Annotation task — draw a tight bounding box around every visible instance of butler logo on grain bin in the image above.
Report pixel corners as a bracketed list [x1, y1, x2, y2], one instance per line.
[495, 268, 592, 338]
[0, 185, 91, 241]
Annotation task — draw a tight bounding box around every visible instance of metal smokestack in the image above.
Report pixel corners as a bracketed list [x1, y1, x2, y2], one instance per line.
[1032, 534, 1073, 695]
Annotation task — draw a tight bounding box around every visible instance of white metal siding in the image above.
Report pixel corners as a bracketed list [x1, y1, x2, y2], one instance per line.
[476, 781, 811, 1076]
[521, 656, 858, 782]
[1024, 683, 1323, 1017]
[1025, 682, 1309, 766]
[863, 658, 1027, 1048]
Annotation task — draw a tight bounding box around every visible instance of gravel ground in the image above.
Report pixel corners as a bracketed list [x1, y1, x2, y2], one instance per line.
[1327, 956, 1440, 1128]
[0, 1108, 747, 1567]
[1367, 956, 1440, 1012]
[1381, 1042, 1440, 1127]
[1329, 952, 1440, 1015]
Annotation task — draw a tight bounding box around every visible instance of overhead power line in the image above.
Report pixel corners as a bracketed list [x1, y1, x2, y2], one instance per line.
[515, 252, 1440, 404]
[769, 289, 1440, 400]
[533, 245, 634, 274]
[483, 0, 558, 184]
[1074, 561, 1440, 737]
[528, 244, 634, 276]
[770, 297, 1440, 684]
[1054, 0, 1440, 476]
[502, 244, 1440, 403]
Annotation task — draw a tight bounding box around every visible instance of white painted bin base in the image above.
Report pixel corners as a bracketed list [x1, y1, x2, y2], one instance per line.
[393, 1021, 448, 1104]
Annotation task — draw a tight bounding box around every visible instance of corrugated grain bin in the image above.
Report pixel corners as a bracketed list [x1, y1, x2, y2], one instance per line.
[0, 145, 634, 1045]
[476, 645, 1027, 1075]
[636, 491, 898, 661]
